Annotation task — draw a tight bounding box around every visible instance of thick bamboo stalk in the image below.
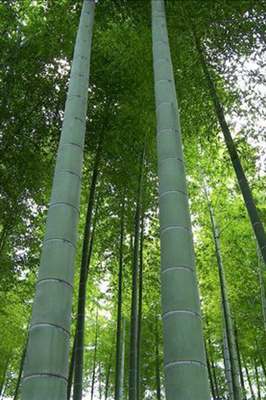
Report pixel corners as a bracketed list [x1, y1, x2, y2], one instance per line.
[152, 2, 210, 398]
[21, 2, 95, 399]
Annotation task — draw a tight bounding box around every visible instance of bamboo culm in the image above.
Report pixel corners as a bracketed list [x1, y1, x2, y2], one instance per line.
[21, 2, 95, 399]
[13, 339, 28, 400]
[67, 333, 76, 400]
[258, 248, 266, 332]
[73, 140, 102, 400]
[209, 349, 219, 400]
[137, 218, 144, 400]
[129, 151, 144, 400]
[152, 1, 210, 398]
[119, 317, 126, 400]
[68, 200, 99, 400]
[255, 361, 261, 400]
[243, 359, 255, 400]
[114, 202, 125, 400]
[91, 310, 99, 400]
[104, 349, 113, 400]
[203, 175, 241, 400]
[193, 32, 266, 266]
[234, 325, 247, 400]
[222, 312, 234, 400]
[155, 315, 161, 400]
[205, 344, 216, 400]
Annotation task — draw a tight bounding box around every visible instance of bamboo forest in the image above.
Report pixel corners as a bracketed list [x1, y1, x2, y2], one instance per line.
[1, 0, 266, 399]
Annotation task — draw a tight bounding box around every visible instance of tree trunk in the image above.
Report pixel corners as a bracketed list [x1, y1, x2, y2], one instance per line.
[73, 141, 102, 400]
[234, 325, 247, 400]
[243, 359, 255, 400]
[137, 218, 144, 400]
[114, 202, 125, 400]
[21, 2, 95, 399]
[258, 247, 266, 332]
[151, 1, 210, 398]
[91, 310, 99, 400]
[193, 31, 266, 266]
[129, 152, 144, 400]
[203, 175, 241, 400]
[255, 361, 261, 400]
[155, 316, 161, 400]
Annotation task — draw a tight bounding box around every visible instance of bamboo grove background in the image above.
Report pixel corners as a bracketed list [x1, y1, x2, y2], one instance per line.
[0, 0, 265, 399]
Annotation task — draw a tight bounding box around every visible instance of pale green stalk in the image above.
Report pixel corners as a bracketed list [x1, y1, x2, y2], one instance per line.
[202, 176, 241, 400]
[21, 2, 95, 399]
[152, 1, 210, 398]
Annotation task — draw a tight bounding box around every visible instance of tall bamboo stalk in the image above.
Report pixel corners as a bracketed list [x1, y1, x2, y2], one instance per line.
[13, 339, 28, 400]
[234, 325, 247, 400]
[68, 198, 99, 400]
[129, 152, 144, 400]
[258, 247, 266, 332]
[193, 32, 266, 266]
[115, 202, 125, 400]
[104, 349, 113, 400]
[119, 317, 126, 400]
[210, 356, 219, 399]
[21, 2, 95, 399]
[151, 1, 210, 398]
[67, 333, 76, 400]
[203, 176, 241, 400]
[155, 315, 161, 400]
[91, 310, 99, 400]
[255, 361, 261, 400]
[137, 217, 144, 400]
[222, 314, 234, 400]
[73, 140, 102, 400]
[98, 362, 102, 400]
[243, 359, 255, 400]
[205, 344, 215, 400]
